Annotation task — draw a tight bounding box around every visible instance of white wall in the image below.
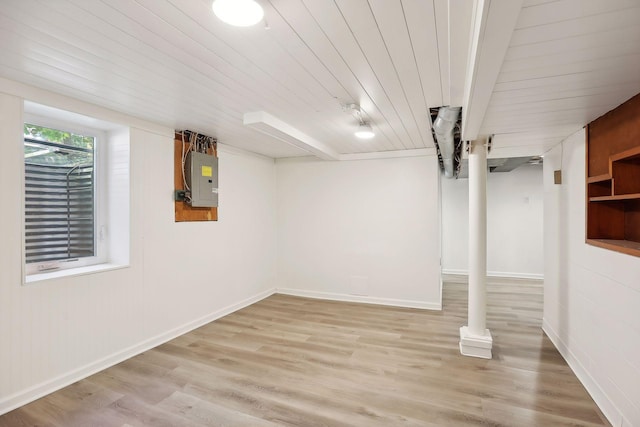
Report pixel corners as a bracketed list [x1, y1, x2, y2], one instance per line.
[442, 163, 544, 278]
[543, 129, 640, 427]
[0, 80, 278, 414]
[276, 156, 442, 309]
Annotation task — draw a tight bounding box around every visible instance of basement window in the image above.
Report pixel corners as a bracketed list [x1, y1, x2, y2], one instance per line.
[24, 122, 104, 274]
[23, 102, 130, 283]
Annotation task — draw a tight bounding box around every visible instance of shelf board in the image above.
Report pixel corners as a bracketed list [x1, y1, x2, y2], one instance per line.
[587, 174, 611, 183]
[610, 145, 640, 162]
[587, 239, 640, 257]
[589, 193, 640, 202]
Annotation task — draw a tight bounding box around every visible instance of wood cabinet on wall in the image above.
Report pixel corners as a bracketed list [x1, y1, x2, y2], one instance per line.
[586, 93, 640, 257]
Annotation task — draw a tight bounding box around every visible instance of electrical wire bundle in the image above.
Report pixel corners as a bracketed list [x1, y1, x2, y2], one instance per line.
[178, 130, 217, 204]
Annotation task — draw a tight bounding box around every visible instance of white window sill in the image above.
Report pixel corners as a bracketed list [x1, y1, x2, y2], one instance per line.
[24, 263, 130, 285]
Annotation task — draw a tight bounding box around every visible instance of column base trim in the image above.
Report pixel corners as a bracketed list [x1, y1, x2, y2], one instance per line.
[459, 326, 493, 359]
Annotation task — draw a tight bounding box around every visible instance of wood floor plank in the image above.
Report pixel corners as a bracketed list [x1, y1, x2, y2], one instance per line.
[0, 278, 610, 426]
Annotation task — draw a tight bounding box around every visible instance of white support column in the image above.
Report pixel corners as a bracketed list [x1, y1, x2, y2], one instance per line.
[460, 139, 493, 359]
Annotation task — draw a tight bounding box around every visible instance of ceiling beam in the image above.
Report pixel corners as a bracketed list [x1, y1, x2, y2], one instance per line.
[461, 0, 524, 141]
[243, 111, 340, 160]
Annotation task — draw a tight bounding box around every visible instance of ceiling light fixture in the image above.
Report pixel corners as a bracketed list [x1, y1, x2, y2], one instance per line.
[355, 122, 375, 139]
[212, 0, 264, 27]
[344, 103, 375, 139]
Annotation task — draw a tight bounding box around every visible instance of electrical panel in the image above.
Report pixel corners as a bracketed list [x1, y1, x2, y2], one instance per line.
[185, 151, 218, 207]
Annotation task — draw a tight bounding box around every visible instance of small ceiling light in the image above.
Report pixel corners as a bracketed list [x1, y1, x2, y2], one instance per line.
[212, 0, 264, 27]
[343, 103, 375, 139]
[355, 122, 375, 139]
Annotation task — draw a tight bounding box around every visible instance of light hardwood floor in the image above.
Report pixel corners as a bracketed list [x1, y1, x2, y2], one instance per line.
[1, 278, 610, 426]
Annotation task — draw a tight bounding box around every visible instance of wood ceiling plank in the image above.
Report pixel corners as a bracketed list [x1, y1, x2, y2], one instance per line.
[517, 0, 638, 28]
[501, 43, 640, 74]
[85, 0, 313, 112]
[505, 25, 640, 62]
[268, 0, 405, 152]
[493, 67, 640, 93]
[510, 6, 640, 47]
[0, 0, 461, 157]
[0, 4, 294, 143]
[481, 110, 612, 132]
[491, 78, 640, 101]
[0, 34, 246, 134]
[263, 4, 352, 103]
[485, 94, 634, 116]
[493, 128, 576, 141]
[433, 0, 450, 107]
[75, 0, 365, 155]
[4, 0, 277, 116]
[482, 0, 640, 155]
[256, 2, 393, 153]
[484, 104, 616, 121]
[522, 0, 561, 7]
[156, 0, 359, 152]
[448, 0, 474, 108]
[297, 0, 418, 150]
[0, 39, 311, 158]
[402, 0, 443, 108]
[489, 83, 640, 106]
[368, 0, 435, 147]
[339, 0, 431, 148]
[5, 0, 639, 160]
[498, 53, 640, 83]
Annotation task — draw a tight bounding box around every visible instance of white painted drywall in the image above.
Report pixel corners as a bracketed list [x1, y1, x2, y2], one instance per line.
[441, 163, 544, 278]
[543, 129, 640, 427]
[0, 81, 277, 413]
[276, 156, 442, 309]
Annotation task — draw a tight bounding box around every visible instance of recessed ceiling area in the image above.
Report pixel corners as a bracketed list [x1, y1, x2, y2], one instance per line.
[0, 0, 639, 159]
[457, 156, 543, 179]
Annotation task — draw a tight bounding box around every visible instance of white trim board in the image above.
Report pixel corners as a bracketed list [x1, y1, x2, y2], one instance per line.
[275, 148, 438, 164]
[338, 148, 436, 161]
[0, 288, 276, 416]
[442, 269, 543, 280]
[276, 288, 442, 310]
[542, 319, 626, 427]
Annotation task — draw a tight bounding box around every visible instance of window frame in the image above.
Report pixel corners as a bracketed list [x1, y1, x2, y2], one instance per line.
[23, 114, 108, 277]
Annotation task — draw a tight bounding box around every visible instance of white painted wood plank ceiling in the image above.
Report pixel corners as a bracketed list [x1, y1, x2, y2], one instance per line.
[483, 0, 640, 157]
[1, 0, 639, 159]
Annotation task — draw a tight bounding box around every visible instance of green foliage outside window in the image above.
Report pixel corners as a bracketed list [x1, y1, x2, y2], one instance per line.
[24, 123, 94, 167]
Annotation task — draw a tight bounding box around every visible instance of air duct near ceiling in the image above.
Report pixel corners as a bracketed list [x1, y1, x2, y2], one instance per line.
[432, 106, 461, 178]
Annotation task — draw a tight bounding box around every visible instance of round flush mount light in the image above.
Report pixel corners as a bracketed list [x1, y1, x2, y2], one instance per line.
[354, 122, 375, 139]
[212, 0, 264, 27]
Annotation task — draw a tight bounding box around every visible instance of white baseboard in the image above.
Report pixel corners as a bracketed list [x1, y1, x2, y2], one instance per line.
[0, 288, 276, 416]
[439, 274, 443, 311]
[542, 318, 625, 427]
[276, 288, 442, 310]
[442, 269, 543, 280]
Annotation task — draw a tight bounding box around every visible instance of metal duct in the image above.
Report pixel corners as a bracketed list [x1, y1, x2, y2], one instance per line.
[433, 106, 461, 178]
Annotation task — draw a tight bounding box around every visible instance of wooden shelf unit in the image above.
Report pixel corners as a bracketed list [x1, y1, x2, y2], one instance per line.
[590, 194, 640, 202]
[586, 93, 640, 257]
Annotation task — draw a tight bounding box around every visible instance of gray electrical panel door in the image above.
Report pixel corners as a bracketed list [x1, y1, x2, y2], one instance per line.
[186, 151, 218, 207]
